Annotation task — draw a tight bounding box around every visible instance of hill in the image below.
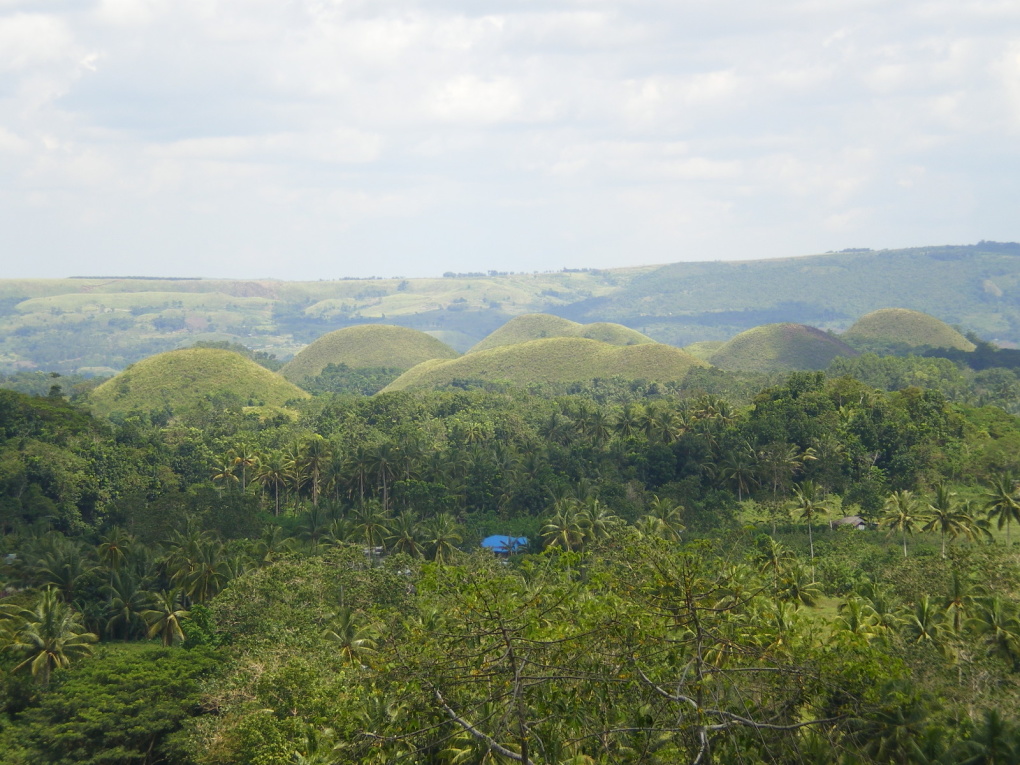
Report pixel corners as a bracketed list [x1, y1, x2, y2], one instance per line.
[4, 242, 1020, 374]
[280, 325, 459, 383]
[468, 314, 654, 353]
[89, 348, 309, 419]
[384, 337, 708, 391]
[843, 308, 977, 352]
[710, 323, 858, 372]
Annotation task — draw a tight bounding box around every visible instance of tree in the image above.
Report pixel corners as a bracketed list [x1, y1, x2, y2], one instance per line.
[793, 480, 828, 565]
[387, 511, 425, 558]
[423, 513, 462, 565]
[0, 646, 220, 763]
[254, 451, 288, 516]
[322, 607, 378, 667]
[541, 501, 583, 551]
[142, 589, 191, 647]
[882, 490, 920, 558]
[984, 472, 1020, 544]
[923, 484, 972, 558]
[3, 588, 97, 685]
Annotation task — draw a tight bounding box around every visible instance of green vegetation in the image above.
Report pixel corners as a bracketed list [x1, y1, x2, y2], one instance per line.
[88, 348, 309, 420]
[468, 313, 654, 352]
[711, 322, 858, 371]
[384, 336, 708, 391]
[280, 324, 459, 385]
[682, 339, 726, 361]
[6, 242, 1020, 375]
[845, 308, 977, 352]
[9, 271, 1020, 761]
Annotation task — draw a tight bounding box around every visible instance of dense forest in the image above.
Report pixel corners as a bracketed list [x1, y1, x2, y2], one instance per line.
[4, 358, 1020, 762]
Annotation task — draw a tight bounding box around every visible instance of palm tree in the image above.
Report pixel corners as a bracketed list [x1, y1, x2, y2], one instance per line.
[923, 484, 972, 558]
[96, 527, 133, 581]
[902, 595, 950, 649]
[717, 444, 758, 502]
[951, 708, 1020, 765]
[254, 451, 288, 516]
[369, 442, 398, 511]
[322, 607, 378, 667]
[882, 490, 920, 558]
[640, 495, 685, 542]
[142, 589, 191, 647]
[984, 472, 1020, 544]
[300, 434, 331, 506]
[4, 588, 97, 685]
[967, 596, 1020, 668]
[210, 455, 239, 491]
[577, 499, 619, 546]
[230, 443, 260, 492]
[386, 511, 424, 558]
[423, 513, 462, 565]
[104, 571, 152, 640]
[792, 480, 828, 565]
[541, 501, 584, 551]
[351, 502, 390, 564]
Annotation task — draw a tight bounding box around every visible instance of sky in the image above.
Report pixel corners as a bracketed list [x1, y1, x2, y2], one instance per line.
[1, 0, 1018, 280]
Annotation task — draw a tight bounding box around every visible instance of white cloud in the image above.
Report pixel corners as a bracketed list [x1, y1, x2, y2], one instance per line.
[0, 0, 1016, 278]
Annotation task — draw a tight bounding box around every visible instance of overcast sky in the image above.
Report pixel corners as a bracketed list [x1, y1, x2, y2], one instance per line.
[1, 0, 1018, 280]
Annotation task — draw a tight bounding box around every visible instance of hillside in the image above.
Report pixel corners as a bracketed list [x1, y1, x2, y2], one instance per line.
[710, 323, 858, 372]
[89, 348, 309, 419]
[280, 325, 459, 383]
[384, 337, 708, 391]
[3, 242, 1020, 374]
[468, 314, 654, 353]
[844, 308, 977, 351]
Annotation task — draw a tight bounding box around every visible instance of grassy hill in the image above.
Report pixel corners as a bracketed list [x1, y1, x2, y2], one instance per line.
[89, 348, 309, 419]
[4, 242, 1020, 374]
[384, 337, 708, 391]
[710, 323, 858, 372]
[683, 341, 726, 362]
[843, 308, 977, 351]
[468, 314, 655, 353]
[559, 242, 1020, 346]
[280, 325, 459, 384]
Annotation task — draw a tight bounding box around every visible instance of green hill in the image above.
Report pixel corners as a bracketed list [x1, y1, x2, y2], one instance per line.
[384, 337, 708, 391]
[843, 308, 977, 351]
[683, 341, 726, 362]
[710, 323, 858, 372]
[5, 242, 1020, 375]
[280, 325, 460, 383]
[468, 314, 655, 353]
[89, 348, 309, 419]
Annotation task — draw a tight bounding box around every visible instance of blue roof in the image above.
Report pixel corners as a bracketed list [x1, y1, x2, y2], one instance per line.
[481, 535, 528, 553]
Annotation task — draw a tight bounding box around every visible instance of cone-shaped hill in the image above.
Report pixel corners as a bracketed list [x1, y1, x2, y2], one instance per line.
[843, 308, 976, 351]
[280, 325, 460, 383]
[468, 313, 655, 353]
[710, 323, 858, 372]
[383, 337, 708, 391]
[89, 348, 309, 419]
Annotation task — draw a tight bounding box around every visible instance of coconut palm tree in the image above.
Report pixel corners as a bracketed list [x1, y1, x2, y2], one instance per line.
[323, 607, 378, 667]
[4, 588, 97, 685]
[351, 502, 390, 564]
[984, 472, 1020, 544]
[923, 484, 972, 558]
[104, 571, 152, 640]
[387, 511, 424, 558]
[542, 501, 584, 551]
[142, 589, 191, 647]
[423, 513, 462, 565]
[792, 480, 828, 565]
[882, 490, 920, 558]
[254, 451, 288, 516]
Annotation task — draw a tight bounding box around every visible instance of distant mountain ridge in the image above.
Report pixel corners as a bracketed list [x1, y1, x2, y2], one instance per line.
[1, 242, 1018, 374]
